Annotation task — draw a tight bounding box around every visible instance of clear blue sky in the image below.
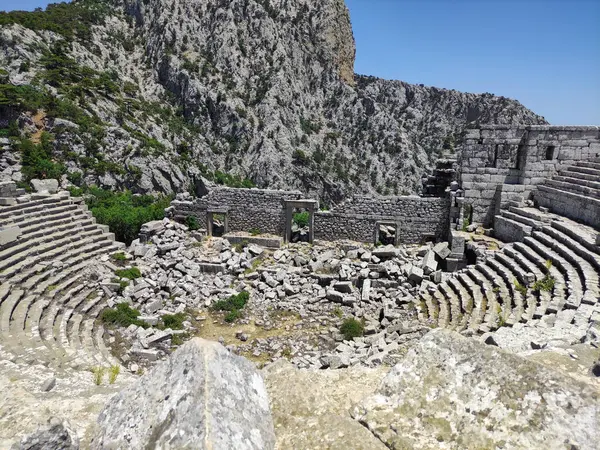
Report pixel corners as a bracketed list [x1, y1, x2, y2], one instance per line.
[3, 0, 599, 125]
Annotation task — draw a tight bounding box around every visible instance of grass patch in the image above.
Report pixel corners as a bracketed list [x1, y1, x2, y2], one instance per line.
[185, 215, 200, 231]
[171, 333, 188, 346]
[249, 228, 261, 236]
[108, 365, 120, 384]
[340, 318, 364, 341]
[101, 303, 148, 328]
[233, 240, 249, 253]
[532, 274, 555, 293]
[110, 252, 127, 262]
[92, 366, 104, 385]
[514, 279, 528, 296]
[160, 313, 186, 330]
[211, 291, 249, 323]
[114, 267, 141, 280]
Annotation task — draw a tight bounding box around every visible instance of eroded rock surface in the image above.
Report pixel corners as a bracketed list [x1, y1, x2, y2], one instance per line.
[263, 360, 388, 450]
[92, 338, 275, 450]
[353, 329, 600, 450]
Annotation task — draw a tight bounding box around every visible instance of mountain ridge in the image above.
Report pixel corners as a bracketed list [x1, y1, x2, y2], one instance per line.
[0, 0, 547, 204]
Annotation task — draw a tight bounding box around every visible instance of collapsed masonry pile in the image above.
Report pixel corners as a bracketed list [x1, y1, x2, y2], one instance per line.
[104, 218, 458, 369]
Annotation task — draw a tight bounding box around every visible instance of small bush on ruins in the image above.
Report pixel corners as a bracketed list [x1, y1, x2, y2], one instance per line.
[211, 291, 249, 323]
[249, 228, 261, 236]
[514, 280, 528, 296]
[293, 211, 309, 228]
[233, 240, 249, 253]
[160, 313, 186, 330]
[19, 134, 65, 182]
[114, 267, 142, 280]
[171, 333, 188, 346]
[340, 318, 364, 341]
[111, 252, 127, 262]
[92, 366, 105, 385]
[532, 274, 555, 293]
[101, 302, 149, 328]
[185, 215, 200, 231]
[108, 365, 120, 384]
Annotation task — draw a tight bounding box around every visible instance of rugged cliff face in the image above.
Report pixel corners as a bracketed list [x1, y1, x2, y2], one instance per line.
[0, 0, 547, 203]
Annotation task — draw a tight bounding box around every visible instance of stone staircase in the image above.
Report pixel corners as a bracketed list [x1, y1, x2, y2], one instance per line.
[415, 207, 600, 338]
[535, 159, 600, 228]
[0, 191, 125, 371]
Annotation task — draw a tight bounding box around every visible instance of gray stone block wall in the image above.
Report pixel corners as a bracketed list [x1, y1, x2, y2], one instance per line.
[170, 187, 303, 235]
[315, 196, 450, 244]
[170, 189, 450, 245]
[460, 125, 600, 225]
[535, 186, 600, 229]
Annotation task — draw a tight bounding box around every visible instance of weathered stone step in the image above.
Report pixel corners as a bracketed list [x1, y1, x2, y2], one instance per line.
[554, 175, 600, 191]
[575, 160, 600, 171]
[0, 196, 70, 221]
[494, 252, 538, 320]
[0, 288, 24, 335]
[567, 164, 600, 178]
[545, 179, 600, 200]
[512, 242, 567, 314]
[484, 258, 527, 323]
[0, 202, 82, 228]
[0, 226, 104, 274]
[523, 236, 583, 309]
[550, 220, 600, 260]
[559, 169, 600, 182]
[493, 216, 533, 243]
[534, 230, 599, 305]
[507, 206, 552, 224]
[500, 210, 544, 229]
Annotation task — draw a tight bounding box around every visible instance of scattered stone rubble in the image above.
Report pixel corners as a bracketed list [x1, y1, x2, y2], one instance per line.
[100, 218, 466, 370]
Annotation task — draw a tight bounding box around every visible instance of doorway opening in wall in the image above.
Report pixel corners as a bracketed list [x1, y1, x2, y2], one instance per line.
[210, 213, 226, 237]
[545, 146, 556, 160]
[375, 222, 397, 246]
[291, 209, 310, 242]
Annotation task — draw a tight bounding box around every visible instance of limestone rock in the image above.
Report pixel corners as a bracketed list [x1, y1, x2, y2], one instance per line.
[263, 360, 389, 450]
[353, 329, 600, 450]
[92, 338, 275, 450]
[11, 417, 79, 450]
[30, 179, 58, 194]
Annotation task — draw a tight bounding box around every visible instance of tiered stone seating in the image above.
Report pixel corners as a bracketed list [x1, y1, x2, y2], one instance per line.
[416, 207, 600, 336]
[0, 191, 124, 371]
[535, 159, 600, 229]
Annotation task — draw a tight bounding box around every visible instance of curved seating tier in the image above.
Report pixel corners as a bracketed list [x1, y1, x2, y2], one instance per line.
[416, 208, 600, 336]
[0, 192, 124, 372]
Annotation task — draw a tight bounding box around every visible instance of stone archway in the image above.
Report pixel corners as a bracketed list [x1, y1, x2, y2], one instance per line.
[284, 200, 318, 244]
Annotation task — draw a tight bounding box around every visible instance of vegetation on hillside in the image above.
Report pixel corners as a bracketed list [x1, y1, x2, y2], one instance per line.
[69, 186, 171, 244]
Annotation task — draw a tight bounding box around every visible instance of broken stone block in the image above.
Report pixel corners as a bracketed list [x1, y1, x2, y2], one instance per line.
[420, 250, 438, 275]
[408, 266, 424, 284]
[372, 245, 399, 259]
[333, 281, 353, 293]
[326, 290, 344, 303]
[433, 242, 451, 260]
[0, 226, 21, 246]
[31, 178, 59, 194]
[361, 279, 371, 301]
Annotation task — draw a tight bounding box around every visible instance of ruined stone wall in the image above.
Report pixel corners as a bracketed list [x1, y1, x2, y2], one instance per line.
[460, 125, 600, 225]
[315, 196, 450, 244]
[170, 189, 450, 244]
[169, 187, 303, 235]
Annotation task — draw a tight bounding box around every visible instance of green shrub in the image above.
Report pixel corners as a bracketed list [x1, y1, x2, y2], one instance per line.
[292, 149, 308, 164]
[76, 187, 171, 244]
[224, 310, 242, 323]
[212, 291, 249, 323]
[19, 134, 65, 182]
[212, 291, 250, 312]
[161, 313, 186, 330]
[108, 365, 120, 384]
[114, 267, 141, 280]
[92, 366, 104, 385]
[110, 252, 127, 262]
[233, 240, 249, 253]
[101, 303, 148, 328]
[532, 274, 555, 292]
[249, 228, 261, 236]
[514, 280, 528, 296]
[185, 215, 200, 231]
[340, 318, 364, 341]
[293, 211, 309, 228]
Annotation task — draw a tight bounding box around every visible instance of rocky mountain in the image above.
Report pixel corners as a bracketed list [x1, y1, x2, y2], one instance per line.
[0, 0, 547, 203]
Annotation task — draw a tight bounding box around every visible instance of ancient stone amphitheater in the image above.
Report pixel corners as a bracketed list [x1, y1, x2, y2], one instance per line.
[0, 182, 125, 371]
[0, 125, 599, 448]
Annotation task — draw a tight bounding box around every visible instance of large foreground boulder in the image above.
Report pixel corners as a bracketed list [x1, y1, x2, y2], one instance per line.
[263, 360, 389, 450]
[91, 338, 275, 450]
[353, 329, 600, 450]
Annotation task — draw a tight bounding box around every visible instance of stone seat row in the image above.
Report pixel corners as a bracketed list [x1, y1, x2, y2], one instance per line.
[415, 210, 600, 335]
[0, 193, 125, 371]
